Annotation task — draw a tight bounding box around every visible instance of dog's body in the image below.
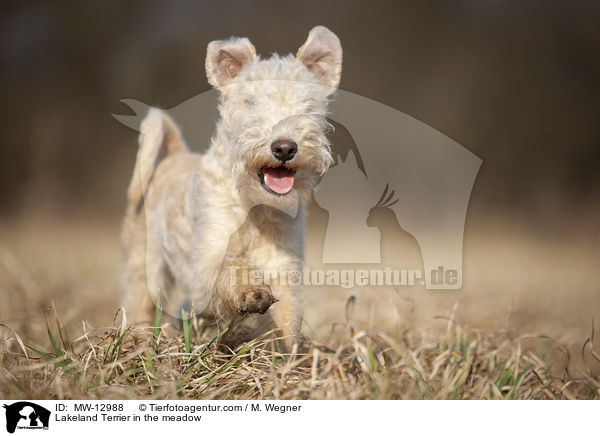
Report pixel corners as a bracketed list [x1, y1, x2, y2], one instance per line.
[120, 26, 342, 347]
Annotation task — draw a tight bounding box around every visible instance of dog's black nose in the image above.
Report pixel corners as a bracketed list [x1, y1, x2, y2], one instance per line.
[271, 140, 298, 162]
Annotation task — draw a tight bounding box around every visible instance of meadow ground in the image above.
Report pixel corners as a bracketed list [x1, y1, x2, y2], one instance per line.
[0, 216, 598, 399]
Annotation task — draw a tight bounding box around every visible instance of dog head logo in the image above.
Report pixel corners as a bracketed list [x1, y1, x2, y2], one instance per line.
[3, 402, 50, 433]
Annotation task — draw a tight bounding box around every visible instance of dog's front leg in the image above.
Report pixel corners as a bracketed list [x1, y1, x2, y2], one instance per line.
[267, 281, 302, 350]
[214, 258, 276, 317]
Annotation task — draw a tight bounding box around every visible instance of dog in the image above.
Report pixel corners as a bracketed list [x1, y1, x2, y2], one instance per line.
[120, 26, 342, 348]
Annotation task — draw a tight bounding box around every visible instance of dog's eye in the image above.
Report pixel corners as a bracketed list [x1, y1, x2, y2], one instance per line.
[245, 98, 257, 107]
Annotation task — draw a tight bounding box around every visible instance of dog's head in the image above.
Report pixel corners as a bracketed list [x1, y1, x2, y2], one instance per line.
[205, 26, 342, 209]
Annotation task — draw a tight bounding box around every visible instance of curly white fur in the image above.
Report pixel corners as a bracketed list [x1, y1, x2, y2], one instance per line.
[120, 26, 342, 349]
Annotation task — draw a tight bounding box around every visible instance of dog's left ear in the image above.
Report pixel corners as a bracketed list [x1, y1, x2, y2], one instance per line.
[297, 26, 342, 92]
[206, 37, 257, 89]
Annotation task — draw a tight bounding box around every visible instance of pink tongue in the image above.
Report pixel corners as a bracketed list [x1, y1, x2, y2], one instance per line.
[263, 167, 295, 194]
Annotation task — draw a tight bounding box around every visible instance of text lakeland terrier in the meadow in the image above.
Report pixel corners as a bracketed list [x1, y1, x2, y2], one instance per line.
[120, 26, 342, 347]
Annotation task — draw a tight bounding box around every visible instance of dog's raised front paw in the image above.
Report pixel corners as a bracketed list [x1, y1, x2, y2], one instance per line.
[236, 284, 276, 315]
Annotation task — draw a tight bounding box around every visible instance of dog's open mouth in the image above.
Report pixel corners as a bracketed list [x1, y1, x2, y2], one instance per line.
[259, 166, 296, 195]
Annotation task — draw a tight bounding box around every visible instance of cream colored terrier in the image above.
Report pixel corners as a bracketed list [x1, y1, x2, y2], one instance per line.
[120, 26, 342, 348]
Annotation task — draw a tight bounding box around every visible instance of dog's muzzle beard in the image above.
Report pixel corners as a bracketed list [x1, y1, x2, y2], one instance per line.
[258, 166, 297, 196]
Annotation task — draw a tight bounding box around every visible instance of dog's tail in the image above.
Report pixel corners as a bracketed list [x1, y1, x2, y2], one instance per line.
[127, 108, 187, 207]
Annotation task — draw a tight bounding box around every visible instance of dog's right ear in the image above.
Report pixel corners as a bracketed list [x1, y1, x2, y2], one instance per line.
[205, 37, 257, 89]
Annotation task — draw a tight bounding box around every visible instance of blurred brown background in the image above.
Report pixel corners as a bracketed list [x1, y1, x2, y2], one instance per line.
[0, 1, 598, 346]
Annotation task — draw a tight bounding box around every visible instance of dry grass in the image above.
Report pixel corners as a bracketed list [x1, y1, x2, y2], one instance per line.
[0, 218, 599, 400]
[1, 300, 599, 400]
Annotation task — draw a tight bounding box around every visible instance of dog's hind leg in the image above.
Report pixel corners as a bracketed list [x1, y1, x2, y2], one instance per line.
[120, 210, 156, 323]
[120, 108, 187, 324]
